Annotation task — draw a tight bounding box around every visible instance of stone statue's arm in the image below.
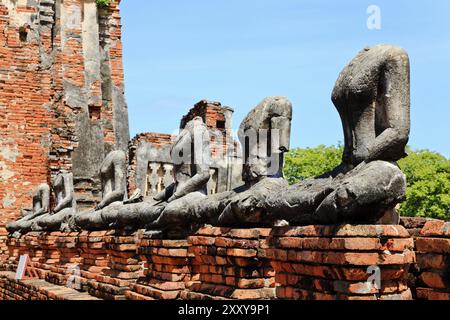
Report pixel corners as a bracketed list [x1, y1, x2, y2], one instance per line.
[97, 165, 125, 210]
[21, 209, 33, 218]
[40, 186, 50, 212]
[32, 187, 50, 217]
[26, 208, 47, 220]
[168, 169, 211, 202]
[368, 49, 410, 161]
[53, 178, 73, 213]
[153, 183, 176, 202]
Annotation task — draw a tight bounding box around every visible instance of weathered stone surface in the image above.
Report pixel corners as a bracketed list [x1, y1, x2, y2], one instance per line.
[135, 116, 212, 237]
[193, 97, 292, 229]
[7, 184, 51, 235]
[420, 220, 450, 237]
[266, 45, 410, 226]
[35, 173, 77, 232]
[73, 150, 127, 230]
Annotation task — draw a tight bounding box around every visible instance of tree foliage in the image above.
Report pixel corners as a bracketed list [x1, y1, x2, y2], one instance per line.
[284, 145, 450, 220]
[283, 145, 343, 184]
[398, 149, 450, 220]
[96, 0, 113, 7]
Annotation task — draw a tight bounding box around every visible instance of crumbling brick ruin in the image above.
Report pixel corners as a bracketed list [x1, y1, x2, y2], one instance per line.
[0, 0, 129, 243]
[0, 1, 449, 301]
[127, 100, 242, 199]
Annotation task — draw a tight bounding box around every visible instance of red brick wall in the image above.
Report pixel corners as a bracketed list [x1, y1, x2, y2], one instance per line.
[268, 225, 415, 300]
[180, 100, 234, 158]
[0, 225, 419, 301]
[0, 3, 53, 240]
[0, 0, 128, 251]
[415, 220, 450, 300]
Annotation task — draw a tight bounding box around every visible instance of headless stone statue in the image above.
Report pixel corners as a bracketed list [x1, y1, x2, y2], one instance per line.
[73, 117, 212, 236]
[266, 45, 410, 225]
[143, 116, 212, 237]
[6, 183, 50, 235]
[73, 150, 127, 230]
[35, 173, 77, 232]
[97, 150, 128, 209]
[197, 96, 293, 227]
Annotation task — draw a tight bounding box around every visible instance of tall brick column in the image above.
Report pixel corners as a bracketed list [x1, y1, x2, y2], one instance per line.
[0, 0, 130, 255]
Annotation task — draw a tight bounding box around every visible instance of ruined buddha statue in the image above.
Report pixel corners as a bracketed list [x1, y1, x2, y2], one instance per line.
[266, 44, 410, 225]
[73, 117, 212, 237]
[72, 150, 127, 230]
[96, 150, 128, 210]
[34, 172, 77, 232]
[6, 183, 50, 235]
[195, 96, 293, 228]
[145, 116, 213, 237]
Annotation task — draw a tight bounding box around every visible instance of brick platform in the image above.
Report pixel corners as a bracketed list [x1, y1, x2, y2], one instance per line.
[267, 225, 415, 300]
[4, 230, 145, 300]
[0, 271, 99, 300]
[184, 227, 275, 300]
[45, 233, 82, 288]
[90, 231, 143, 300]
[415, 220, 450, 300]
[0, 224, 422, 301]
[127, 237, 191, 300]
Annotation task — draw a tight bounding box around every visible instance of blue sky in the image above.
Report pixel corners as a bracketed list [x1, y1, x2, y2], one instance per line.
[121, 0, 450, 157]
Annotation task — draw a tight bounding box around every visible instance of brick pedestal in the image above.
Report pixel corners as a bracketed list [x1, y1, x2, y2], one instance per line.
[0, 224, 424, 301]
[43, 233, 82, 287]
[6, 236, 27, 268]
[127, 238, 191, 300]
[88, 231, 143, 300]
[76, 231, 111, 298]
[268, 225, 415, 300]
[415, 220, 450, 300]
[184, 227, 275, 300]
[28, 233, 55, 281]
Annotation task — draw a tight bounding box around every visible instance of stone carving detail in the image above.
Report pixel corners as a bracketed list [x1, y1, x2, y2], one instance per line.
[146, 116, 212, 237]
[145, 162, 175, 197]
[265, 45, 410, 225]
[206, 168, 219, 195]
[132, 141, 173, 196]
[6, 183, 51, 235]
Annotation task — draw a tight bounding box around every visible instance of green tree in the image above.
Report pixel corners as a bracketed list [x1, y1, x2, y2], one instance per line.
[398, 149, 450, 220]
[283, 145, 343, 184]
[284, 146, 450, 220]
